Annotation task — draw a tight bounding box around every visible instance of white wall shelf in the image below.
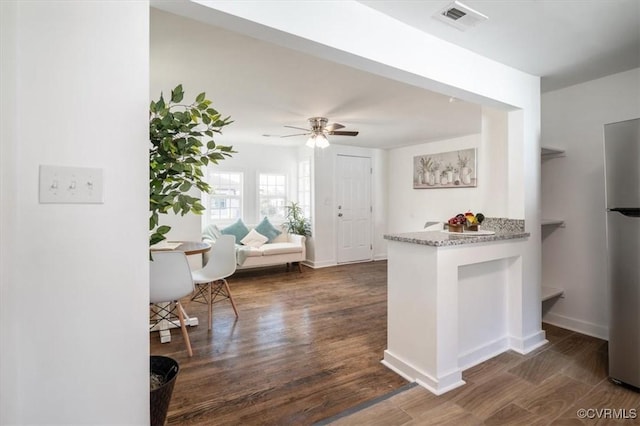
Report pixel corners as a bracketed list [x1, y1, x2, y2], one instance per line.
[541, 147, 566, 307]
[541, 219, 565, 227]
[541, 146, 566, 157]
[541, 286, 564, 302]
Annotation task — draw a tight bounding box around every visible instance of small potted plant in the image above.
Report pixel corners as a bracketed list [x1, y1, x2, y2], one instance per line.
[284, 202, 311, 237]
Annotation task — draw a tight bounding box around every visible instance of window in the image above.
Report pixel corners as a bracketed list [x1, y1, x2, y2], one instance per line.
[298, 160, 311, 218]
[206, 171, 242, 223]
[259, 173, 286, 221]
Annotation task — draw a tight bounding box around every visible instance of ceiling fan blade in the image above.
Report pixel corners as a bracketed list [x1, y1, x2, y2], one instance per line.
[325, 123, 345, 131]
[263, 132, 310, 138]
[284, 125, 311, 132]
[280, 132, 311, 138]
[329, 130, 359, 136]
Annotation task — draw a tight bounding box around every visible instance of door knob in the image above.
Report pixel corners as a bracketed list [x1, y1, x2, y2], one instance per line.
[338, 213, 343, 217]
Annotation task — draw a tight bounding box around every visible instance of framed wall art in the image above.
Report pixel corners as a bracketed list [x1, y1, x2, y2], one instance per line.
[413, 148, 477, 189]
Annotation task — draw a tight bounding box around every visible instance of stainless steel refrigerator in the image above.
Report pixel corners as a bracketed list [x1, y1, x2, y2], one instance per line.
[604, 118, 640, 389]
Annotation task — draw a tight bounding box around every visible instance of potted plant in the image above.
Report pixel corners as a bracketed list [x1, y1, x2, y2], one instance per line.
[284, 202, 311, 237]
[149, 84, 235, 245]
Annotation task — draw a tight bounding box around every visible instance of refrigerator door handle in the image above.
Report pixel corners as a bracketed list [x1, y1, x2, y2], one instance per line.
[608, 208, 640, 217]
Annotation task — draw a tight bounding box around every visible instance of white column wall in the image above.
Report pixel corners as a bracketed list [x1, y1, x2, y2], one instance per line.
[541, 68, 640, 338]
[0, 1, 149, 424]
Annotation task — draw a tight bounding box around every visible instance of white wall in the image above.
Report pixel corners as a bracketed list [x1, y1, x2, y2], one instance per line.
[310, 144, 387, 267]
[0, 1, 149, 424]
[387, 107, 509, 233]
[541, 68, 640, 339]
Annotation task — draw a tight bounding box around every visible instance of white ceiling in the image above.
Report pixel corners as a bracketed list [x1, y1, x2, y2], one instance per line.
[151, 1, 640, 150]
[359, 0, 640, 93]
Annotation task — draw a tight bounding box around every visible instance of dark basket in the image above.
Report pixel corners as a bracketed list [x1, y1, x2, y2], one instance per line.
[150, 355, 179, 426]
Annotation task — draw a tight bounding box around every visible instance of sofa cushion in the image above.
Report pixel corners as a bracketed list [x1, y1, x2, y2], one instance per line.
[202, 224, 221, 242]
[254, 217, 282, 242]
[241, 229, 269, 248]
[260, 242, 303, 256]
[221, 219, 250, 243]
[238, 246, 263, 257]
[270, 230, 290, 243]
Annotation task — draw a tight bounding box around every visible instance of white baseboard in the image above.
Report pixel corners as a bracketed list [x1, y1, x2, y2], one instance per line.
[382, 350, 465, 395]
[543, 312, 608, 340]
[304, 258, 388, 269]
[303, 260, 337, 269]
[373, 254, 387, 261]
[458, 337, 509, 370]
[508, 330, 548, 355]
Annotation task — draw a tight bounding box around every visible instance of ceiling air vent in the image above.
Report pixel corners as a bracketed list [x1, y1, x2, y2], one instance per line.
[434, 1, 488, 31]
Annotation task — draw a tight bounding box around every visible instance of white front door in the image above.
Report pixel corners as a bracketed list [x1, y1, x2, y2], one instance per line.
[336, 155, 372, 263]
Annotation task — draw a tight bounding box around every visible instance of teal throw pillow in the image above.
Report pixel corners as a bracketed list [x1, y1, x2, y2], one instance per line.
[254, 217, 282, 242]
[221, 219, 250, 243]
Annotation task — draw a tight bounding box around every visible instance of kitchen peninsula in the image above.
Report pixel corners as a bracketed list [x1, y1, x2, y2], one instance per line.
[382, 221, 546, 395]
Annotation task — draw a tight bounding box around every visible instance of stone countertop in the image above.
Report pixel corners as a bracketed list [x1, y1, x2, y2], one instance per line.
[383, 229, 530, 247]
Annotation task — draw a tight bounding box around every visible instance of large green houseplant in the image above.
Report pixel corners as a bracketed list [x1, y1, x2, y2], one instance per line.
[149, 85, 234, 245]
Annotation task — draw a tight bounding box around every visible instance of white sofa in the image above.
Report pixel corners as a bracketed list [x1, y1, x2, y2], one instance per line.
[202, 224, 306, 272]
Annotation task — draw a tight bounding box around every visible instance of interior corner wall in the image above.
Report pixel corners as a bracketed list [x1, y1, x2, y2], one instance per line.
[541, 68, 640, 339]
[387, 108, 509, 234]
[0, 1, 149, 424]
[387, 134, 481, 233]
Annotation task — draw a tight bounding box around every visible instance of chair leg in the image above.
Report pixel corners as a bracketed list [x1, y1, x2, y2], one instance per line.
[297, 262, 303, 273]
[176, 301, 193, 357]
[223, 279, 239, 318]
[208, 282, 213, 331]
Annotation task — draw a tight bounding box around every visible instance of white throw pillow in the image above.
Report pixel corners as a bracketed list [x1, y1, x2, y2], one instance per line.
[240, 228, 269, 248]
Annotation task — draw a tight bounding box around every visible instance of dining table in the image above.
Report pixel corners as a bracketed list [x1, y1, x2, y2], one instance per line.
[150, 240, 211, 343]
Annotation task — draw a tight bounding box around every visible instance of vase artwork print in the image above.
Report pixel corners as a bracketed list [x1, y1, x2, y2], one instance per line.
[413, 148, 477, 189]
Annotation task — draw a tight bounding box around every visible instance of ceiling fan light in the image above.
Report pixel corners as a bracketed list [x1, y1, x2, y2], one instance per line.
[316, 134, 330, 149]
[306, 136, 316, 148]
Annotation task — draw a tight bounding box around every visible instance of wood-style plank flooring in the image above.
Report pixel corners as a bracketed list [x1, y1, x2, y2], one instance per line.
[150, 261, 407, 425]
[328, 324, 640, 425]
[151, 261, 640, 425]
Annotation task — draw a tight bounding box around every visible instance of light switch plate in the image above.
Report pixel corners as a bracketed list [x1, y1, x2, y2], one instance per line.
[39, 165, 104, 204]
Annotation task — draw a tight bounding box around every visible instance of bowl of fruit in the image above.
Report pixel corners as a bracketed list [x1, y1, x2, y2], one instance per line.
[447, 212, 485, 232]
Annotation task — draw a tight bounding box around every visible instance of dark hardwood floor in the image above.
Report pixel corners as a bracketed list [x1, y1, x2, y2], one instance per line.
[151, 261, 640, 425]
[150, 261, 408, 425]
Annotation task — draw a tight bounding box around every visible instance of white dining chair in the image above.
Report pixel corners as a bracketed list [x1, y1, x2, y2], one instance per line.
[150, 251, 195, 357]
[191, 234, 238, 330]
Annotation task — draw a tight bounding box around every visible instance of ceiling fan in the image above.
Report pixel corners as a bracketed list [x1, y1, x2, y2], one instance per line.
[263, 117, 359, 148]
